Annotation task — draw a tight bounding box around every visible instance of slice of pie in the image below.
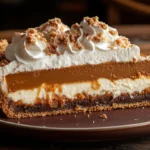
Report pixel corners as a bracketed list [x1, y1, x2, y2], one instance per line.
[1, 17, 150, 118]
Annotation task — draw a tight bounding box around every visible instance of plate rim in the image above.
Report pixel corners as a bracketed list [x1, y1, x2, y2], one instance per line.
[0, 119, 150, 131]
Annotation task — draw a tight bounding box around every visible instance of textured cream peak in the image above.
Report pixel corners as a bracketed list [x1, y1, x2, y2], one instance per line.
[37, 18, 70, 40]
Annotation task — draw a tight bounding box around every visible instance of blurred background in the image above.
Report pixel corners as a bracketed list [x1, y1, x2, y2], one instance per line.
[0, 0, 150, 52]
[0, 0, 150, 29]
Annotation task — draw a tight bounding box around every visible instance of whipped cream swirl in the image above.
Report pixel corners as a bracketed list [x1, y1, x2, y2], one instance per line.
[38, 18, 70, 40]
[55, 16, 135, 54]
[5, 29, 48, 64]
[79, 16, 119, 51]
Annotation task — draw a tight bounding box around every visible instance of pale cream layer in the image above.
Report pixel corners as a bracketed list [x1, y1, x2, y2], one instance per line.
[5, 75, 150, 104]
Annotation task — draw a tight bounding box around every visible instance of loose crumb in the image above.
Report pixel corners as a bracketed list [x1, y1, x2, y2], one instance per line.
[60, 118, 63, 120]
[76, 124, 78, 126]
[74, 115, 76, 118]
[87, 114, 90, 118]
[93, 120, 95, 124]
[17, 122, 20, 124]
[134, 119, 138, 121]
[100, 114, 107, 119]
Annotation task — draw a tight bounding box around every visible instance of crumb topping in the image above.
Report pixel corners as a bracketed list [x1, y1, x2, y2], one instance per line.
[0, 39, 8, 62]
[100, 114, 107, 119]
[84, 16, 108, 30]
[26, 28, 47, 44]
[90, 33, 106, 42]
[38, 18, 70, 33]
[0, 39, 8, 53]
[0, 58, 9, 66]
[116, 36, 132, 48]
[50, 30, 84, 51]
[109, 30, 117, 36]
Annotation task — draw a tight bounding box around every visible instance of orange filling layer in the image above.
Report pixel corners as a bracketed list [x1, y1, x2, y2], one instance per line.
[5, 61, 150, 92]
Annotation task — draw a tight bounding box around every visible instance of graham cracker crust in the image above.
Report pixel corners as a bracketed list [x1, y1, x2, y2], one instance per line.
[1, 92, 150, 118]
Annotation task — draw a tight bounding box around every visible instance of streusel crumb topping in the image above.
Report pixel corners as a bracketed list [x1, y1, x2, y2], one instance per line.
[84, 16, 108, 30]
[116, 36, 132, 48]
[0, 39, 8, 53]
[0, 39, 9, 66]
[0, 39, 8, 59]
[0, 58, 9, 66]
[38, 18, 69, 33]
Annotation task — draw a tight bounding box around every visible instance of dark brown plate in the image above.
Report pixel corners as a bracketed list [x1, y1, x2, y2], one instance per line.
[0, 107, 150, 141]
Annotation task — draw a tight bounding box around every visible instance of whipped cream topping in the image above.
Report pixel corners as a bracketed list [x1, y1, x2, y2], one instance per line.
[5, 29, 49, 64]
[54, 16, 133, 54]
[3, 16, 141, 76]
[38, 18, 70, 40]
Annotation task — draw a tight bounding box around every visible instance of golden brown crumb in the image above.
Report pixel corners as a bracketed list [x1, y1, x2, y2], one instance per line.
[84, 16, 108, 30]
[0, 39, 9, 66]
[132, 57, 137, 63]
[90, 33, 105, 42]
[72, 23, 80, 30]
[26, 28, 46, 43]
[26, 36, 36, 45]
[84, 16, 99, 26]
[38, 18, 69, 33]
[0, 58, 9, 66]
[24, 28, 59, 56]
[109, 30, 117, 36]
[51, 31, 83, 51]
[100, 114, 107, 119]
[116, 36, 131, 48]
[0, 39, 8, 58]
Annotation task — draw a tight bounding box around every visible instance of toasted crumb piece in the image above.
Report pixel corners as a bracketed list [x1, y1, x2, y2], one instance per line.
[0, 39, 8, 51]
[100, 114, 107, 119]
[0, 58, 9, 66]
[0, 39, 8, 59]
[109, 29, 117, 36]
[93, 120, 95, 124]
[116, 36, 131, 48]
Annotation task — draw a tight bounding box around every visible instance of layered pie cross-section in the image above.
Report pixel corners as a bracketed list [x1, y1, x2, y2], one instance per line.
[1, 17, 150, 118]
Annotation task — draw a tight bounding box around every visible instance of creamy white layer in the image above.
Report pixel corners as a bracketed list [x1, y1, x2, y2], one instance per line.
[0, 45, 140, 76]
[5, 76, 150, 104]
